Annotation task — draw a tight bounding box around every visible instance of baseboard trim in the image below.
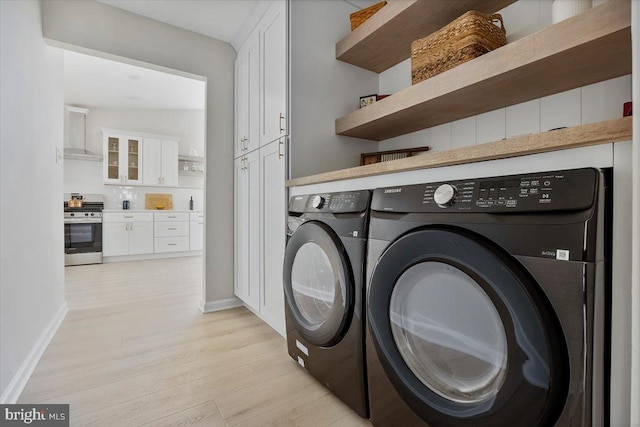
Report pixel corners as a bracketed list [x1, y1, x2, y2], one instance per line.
[0, 302, 69, 404]
[103, 251, 202, 263]
[200, 297, 244, 313]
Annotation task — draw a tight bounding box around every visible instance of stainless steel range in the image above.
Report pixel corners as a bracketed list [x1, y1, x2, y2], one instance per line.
[64, 193, 104, 266]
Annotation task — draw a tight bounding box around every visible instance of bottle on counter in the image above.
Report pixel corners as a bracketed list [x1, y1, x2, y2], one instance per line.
[189, 196, 194, 210]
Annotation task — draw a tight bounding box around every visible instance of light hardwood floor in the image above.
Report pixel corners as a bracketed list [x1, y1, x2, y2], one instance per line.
[20, 257, 371, 427]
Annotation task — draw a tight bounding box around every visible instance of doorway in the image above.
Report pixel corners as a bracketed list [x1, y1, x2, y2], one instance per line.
[62, 49, 208, 308]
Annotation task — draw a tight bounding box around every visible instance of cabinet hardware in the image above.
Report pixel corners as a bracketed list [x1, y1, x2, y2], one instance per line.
[278, 138, 285, 159]
[168, 243, 177, 246]
[124, 216, 133, 219]
[158, 177, 161, 185]
[279, 113, 285, 133]
[168, 228, 177, 230]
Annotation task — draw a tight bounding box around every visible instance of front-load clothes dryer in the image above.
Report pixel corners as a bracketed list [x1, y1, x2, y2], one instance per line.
[365, 168, 610, 427]
[283, 190, 371, 418]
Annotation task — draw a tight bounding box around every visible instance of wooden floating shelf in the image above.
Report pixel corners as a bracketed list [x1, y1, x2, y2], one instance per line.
[288, 117, 632, 187]
[336, 0, 516, 73]
[178, 155, 205, 163]
[336, 0, 631, 142]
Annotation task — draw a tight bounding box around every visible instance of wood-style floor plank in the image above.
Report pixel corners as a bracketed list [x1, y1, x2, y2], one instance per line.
[19, 257, 370, 426]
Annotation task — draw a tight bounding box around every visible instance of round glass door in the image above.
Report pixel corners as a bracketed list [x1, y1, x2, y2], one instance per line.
[367, 228, 569, 426]
[290, 242, 342, 326]
[390, 261, 508, 404]
[284, 221, 353, 346]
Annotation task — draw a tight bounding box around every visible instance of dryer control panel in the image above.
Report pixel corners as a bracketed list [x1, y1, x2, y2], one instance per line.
[372, 168, 598, 213]
[289, 190, 370, 214]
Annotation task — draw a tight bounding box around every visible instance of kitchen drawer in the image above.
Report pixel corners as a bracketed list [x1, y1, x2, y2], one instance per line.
[154, 221, 189, 237]
[104, 212, 153, 222]
[190, 212, 204, 221]
[154, 236, 189, 253]
[154, 212, 189, 222]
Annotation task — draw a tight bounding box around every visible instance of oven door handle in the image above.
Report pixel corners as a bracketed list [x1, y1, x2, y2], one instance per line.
[64, 219, 103, 224]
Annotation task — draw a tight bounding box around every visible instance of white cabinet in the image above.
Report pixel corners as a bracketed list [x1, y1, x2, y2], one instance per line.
[103, 133, 143, 185]
[190, 212, 204, 251]
[143, 138, 179, 187]
[233, 0, 288, 335]
[260, 1, 287, 146]
[259, 138, 286, 333]
[103, 212, 154, 256]
[154, 212, 189, 253]
[234, 150, 260, 311]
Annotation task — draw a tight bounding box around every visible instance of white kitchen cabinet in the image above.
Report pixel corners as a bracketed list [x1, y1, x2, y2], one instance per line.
[234, 150, 260, 311]
[103, 212, 154, 256]
[103, 133, 143, 185]
[153, 212, 189, 253]
[260, 0, 287, 146]
[143, 138, 179, 187]
[259, 138, 286, 333]
[190, 212, 204, 251]
[235, 27, 261, 159]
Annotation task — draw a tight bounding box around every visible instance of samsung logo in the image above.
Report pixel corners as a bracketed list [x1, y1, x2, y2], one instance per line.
[384, 188, 402, 194]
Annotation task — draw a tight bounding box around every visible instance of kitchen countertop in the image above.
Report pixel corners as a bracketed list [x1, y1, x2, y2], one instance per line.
[286, 117, 632, 187]
[103, 210, 202, 213]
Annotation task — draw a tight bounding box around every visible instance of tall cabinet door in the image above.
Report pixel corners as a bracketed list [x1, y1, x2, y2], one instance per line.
[235, 28, 261, 158]
[235, 52, 248, 159]
[260, 0, 287, 146]
[234, 157, 249, 303]
[143, 138, 163, 186]
[259, 138, 286, 334]
[246, 149, 261, 311]
[234, 153, 260, 312]
[161, 139, 179, 187]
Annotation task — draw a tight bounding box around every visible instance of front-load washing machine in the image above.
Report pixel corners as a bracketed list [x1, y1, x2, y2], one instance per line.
[365, 168, 610, 426]
[283, 190, 371, 418]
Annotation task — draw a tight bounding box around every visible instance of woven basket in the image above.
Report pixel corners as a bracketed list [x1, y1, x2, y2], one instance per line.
[411, 11, 506, 84]
[350, 1, 387, 31]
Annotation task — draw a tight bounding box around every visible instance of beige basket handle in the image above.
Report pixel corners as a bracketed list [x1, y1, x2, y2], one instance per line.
[489, 13, 505, 32]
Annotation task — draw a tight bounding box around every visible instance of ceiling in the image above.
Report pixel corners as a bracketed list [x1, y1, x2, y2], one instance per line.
[98, 0, 260, 43]
[66, 0, 380, 110]
[64, 50, 206, 110]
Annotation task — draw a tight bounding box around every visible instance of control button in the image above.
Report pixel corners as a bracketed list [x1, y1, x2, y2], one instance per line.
[84, 213, 89, 216]
[544, 180, 551, 186]
[70, 213, 75, 217]
[434, 184, 457, 207]
[311, 195, 325, 209]
[90, 213, 95, 216]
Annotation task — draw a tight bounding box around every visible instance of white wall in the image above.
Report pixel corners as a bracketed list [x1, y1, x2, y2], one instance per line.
[377, 0, 632, 153]
[43, 0, 237, 303]
[289, 0, 379, 179]
[0, 0, 67, 402]
[64, 107, 205, 209]
[81, 108, 205, 158]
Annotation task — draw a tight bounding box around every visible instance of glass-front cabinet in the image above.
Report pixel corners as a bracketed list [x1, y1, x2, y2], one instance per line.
[103, 132, 143, 185]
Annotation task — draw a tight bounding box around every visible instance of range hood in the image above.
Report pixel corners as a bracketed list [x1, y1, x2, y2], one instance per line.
[64, 106, 103, 161]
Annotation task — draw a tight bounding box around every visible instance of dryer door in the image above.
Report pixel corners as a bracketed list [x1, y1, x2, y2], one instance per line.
[283, 221, 354, 347]
[368, 228, 569, 427]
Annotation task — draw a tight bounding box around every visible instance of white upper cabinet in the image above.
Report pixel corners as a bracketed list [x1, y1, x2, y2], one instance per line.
[142, 138, 179, 187]
[103, 133, 143, 185]
[260, 0, 287, 146]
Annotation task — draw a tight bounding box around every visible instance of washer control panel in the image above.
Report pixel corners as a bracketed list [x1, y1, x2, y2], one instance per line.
[372, 168, 598, 213]
[289, 190, 371, 214]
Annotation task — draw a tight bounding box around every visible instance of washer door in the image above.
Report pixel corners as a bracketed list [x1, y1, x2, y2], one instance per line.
[368, 228, 569, 427]
[284, 221, 354, 347]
